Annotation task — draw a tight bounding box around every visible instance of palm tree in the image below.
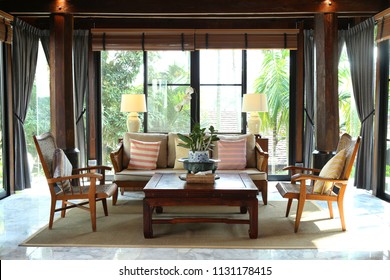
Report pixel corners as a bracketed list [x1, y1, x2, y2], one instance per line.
[254, 50, 290, 173]
[338, 47, 360, 136]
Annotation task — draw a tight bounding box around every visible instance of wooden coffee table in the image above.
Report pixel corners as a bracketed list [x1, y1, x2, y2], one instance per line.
[143, 172, 259, 239]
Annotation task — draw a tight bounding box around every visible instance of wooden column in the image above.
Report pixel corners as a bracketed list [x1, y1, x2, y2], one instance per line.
[313, 13, 339, 168]
[50, 13, 79, 167]
[295, 22, 305, 164]
[87, 40, 100, 163]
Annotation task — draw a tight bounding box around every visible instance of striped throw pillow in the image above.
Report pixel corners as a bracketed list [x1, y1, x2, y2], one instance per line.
[217, 138, 247, 170]
[313, 148, 347, 194]
[127, 139, 161, 170]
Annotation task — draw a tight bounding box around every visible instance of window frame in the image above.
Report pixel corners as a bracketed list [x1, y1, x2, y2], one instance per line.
[99, 49, 295, 180]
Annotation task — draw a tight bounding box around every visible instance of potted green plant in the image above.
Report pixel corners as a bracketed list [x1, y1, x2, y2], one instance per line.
[177, 123, 219, 162]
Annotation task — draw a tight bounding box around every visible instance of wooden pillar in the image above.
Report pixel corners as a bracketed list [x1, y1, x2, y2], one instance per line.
[87, 39, 100, 163]
[50, 13, 79, 167]
[313, 13, 339, 168]
[372, 40, 389, 197]
[295, 22, 305, 164]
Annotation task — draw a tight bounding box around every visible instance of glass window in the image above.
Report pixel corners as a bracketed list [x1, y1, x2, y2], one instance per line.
[386, 50, 390, 197]
[199, 85, 242, 132]
[101, 50, 144, 167]
[339, 45, 360, 137]
[247, 49, 290, 176]
[147, 51, 191, 133]
[338, 45, 360, 181]
[199, 50, 242, 132]
[0, 43, 4, 197]
[25, 42, 51, 184]
[100, 49, 292, 180]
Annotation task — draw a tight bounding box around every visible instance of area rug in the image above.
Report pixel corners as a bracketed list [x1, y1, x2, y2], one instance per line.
[20, 200, 390, 250]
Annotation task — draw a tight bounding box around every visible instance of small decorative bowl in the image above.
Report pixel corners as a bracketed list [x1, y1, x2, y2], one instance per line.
[178, 158, 220, 174]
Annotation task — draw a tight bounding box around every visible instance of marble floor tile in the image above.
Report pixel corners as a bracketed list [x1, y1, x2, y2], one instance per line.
[0, 181, 389, 260]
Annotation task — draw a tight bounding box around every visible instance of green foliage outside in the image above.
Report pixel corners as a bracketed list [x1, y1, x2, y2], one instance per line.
[24, 83, 51, 176]
[147, 83, 191, 133]
[339, 47, 360, 137]
[100, 51, 191, 165]
[147, 52, 191, 133]
[21, 48, 359, 178]
[253, 50, 290, 174]
[101, 51, 143, 164]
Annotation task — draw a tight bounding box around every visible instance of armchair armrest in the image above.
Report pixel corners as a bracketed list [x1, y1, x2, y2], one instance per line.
[255, 143, 269, 172]
[47, 173, 103, 194]
[110, 141, 124, 173]
[73, 165, 112, 172]
[291, 173, 349, 193]
[291, 173, 348, 184]
[47, 172, 103, 184]
[73, 165, 112, 184]
[283, 165, 321, 175]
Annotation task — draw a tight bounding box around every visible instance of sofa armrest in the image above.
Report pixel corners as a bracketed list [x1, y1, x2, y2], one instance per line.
[255, 143, 269, 172]
[110, 141, 124, 173]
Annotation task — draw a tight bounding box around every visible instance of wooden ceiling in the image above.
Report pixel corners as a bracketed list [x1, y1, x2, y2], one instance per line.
[1, 0, 389, 29]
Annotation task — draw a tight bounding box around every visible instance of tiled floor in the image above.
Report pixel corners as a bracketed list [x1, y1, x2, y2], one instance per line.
[0, 180, 389, 260]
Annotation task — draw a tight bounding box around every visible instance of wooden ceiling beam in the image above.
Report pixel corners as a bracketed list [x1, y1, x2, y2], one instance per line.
[1, 0, 387, 17]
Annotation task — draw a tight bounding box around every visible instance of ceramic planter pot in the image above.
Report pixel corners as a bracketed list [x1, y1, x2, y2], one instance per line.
[188, 151, 209, 163]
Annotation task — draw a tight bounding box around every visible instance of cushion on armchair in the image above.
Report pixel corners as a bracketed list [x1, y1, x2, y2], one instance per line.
[313, 148, 347, 194]
[52, 148, 73, 192]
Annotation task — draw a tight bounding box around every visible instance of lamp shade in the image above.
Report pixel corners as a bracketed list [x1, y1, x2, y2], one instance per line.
[242, 93, 268, 112]
[120, 94, 147, 113]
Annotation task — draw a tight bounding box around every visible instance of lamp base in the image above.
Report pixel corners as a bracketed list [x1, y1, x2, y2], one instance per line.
[247, 114, 260, 134]
[127, 112, 141, 132]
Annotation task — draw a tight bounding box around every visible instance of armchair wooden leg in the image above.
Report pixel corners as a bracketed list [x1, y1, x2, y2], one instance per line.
[102, 198, 108, 216]
[337, 200, 346, 231]
[61, 200, 67, 217]
[294, 198, 305, 233]
[48, 198, 56, 229]
[327, 201, 334, 219]
[112, 188, 118, 206]
[286, 198, 293, 217]
[90, 198, 97, 232]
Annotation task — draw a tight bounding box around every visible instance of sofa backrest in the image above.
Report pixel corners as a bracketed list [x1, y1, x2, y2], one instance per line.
[167, 132, 256, 168]
[122, 133, 168, 168]
[122, 132, 256, 169]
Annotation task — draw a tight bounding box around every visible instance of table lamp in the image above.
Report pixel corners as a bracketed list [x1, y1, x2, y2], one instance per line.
[242, 93, 268, 134]
[120, 94, 147, 132]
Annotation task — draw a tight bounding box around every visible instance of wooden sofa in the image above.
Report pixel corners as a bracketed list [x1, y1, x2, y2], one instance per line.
[110, 132, 269, 205]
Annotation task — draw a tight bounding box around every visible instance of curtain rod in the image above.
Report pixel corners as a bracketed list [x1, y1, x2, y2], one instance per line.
[91, 28, 300, 35]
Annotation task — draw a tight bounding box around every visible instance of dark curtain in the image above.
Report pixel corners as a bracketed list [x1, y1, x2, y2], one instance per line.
[39, 30, 50, 63]
[303, 30, 315, 168]
[13, 18, 40, 190]
[73, 30, 89, 167]
[345, 17, 375, 190]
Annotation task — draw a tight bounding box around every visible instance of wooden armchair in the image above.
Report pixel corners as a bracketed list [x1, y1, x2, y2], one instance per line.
[276, 133, 361, 232]
[33, 132, 118, 232]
